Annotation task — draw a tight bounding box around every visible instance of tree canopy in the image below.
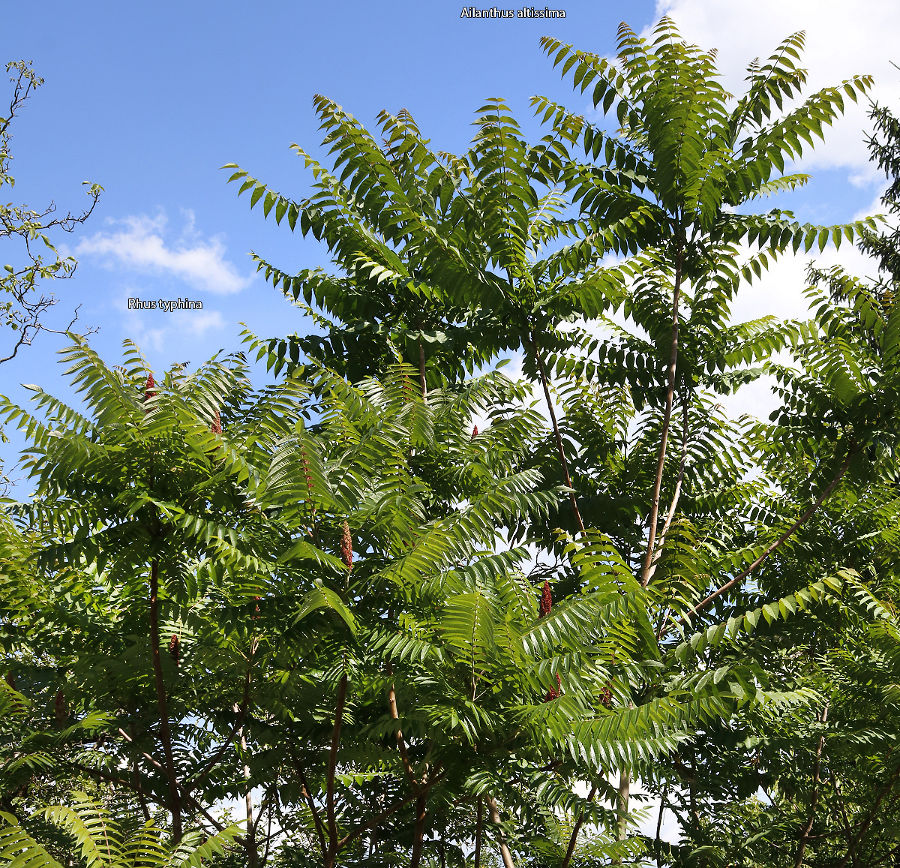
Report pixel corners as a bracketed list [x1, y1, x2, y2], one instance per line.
[2, 18, 900, 868]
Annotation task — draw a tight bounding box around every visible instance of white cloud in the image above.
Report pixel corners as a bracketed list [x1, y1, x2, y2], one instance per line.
[650, 0, 900, 180]
[78, 213, 250, 295]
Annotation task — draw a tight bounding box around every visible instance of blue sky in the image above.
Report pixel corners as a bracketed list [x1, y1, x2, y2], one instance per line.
[2, 0, 899, 472]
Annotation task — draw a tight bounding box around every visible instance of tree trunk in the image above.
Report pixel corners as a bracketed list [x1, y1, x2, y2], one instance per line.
[240, 723, 258, 868]
[409, 792, 427, 868]
[641, 240, 684, 586]
[613, 770, 630, 863]
[149, 559, 182, 842]
[794, 704, 828, 868]
[474, 797, 483, 868]
[561, 784, 596, 868]
[324, 672, 349, 868]
[418, 341, 427, 397]
[487, 795, 516, 868]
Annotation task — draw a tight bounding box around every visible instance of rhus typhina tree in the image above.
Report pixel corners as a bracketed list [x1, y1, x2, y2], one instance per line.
[2, 340, 766, 867]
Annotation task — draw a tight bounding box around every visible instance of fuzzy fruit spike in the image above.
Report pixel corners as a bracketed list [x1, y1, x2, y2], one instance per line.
[168, 634, 180, 666]
[539, 580, 552, 617]
[144, 373, 156, 402]
[471, 425, 478, 438]
[601, 684, 613, 708]
[544, 673, 562, 702]
[211, 409, 222, 434]
[54, 689, 67, 725]
[340, 520, 353, 571]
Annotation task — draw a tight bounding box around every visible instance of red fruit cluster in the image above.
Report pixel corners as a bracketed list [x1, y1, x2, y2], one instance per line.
[545, 673, 562, 702]
[211, 409, 222, 434]
[54, 689, 67, 725]
[168, 634, 180, 667]
[471, 425, 479, 438]
[539, 581, 553, 618]
[600, 684, 613, 708]
[340, 520, 353, 571]
[144, 373, 156, 402]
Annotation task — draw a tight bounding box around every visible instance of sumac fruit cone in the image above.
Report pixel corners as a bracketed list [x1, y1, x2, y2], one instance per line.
[340, 520, 353, 571]
[539, 580, 553, 618]
[210, 409, 222, 434]
[144, 373, 156, 402]
[544, 673, 562, 702]
[168, 634, 180, 667]
[54, 689, 68, 725]
[471, 424, 478, 438]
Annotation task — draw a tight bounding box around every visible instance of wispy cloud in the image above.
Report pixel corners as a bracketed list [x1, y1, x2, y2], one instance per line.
[651, 0, 900, 180]
[77, 212, 250, 295]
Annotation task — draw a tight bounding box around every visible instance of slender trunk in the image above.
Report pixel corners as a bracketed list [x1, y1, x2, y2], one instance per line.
[325, 672, 349, 867]
[681, 444, 856, 625]
[409, 792, 428, 868]
[530, 331, 586, 534]
[336, 770, 446, 851]
[129, 722, 151, 823]
[561, 785, 596, 868]
[487, 795, 516, 868]
[240, 723, 257, 868]
[290, 749, 327, 859]
[418, 341, 427, 397]
[613, 770, 630, 863]
[644, 395, 690, 587]
[474, 798, 483, 868]
[149, 559, 182, 842]
[642, 241, 684, 586]
[794, 703, 829, 868]
[387, 669, 417, 790]
[655, 783, 669, 868]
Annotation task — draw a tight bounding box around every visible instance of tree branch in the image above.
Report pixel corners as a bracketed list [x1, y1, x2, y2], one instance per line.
[678, 444, 856, 626]
[641, 240, 684, 586]
[530, 330, 586, 535]
[794, 703, 829, 868]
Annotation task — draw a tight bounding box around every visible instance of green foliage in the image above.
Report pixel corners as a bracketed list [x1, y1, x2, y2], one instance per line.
[0, 792, 240, 867]
[3, 16, 900, 868]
